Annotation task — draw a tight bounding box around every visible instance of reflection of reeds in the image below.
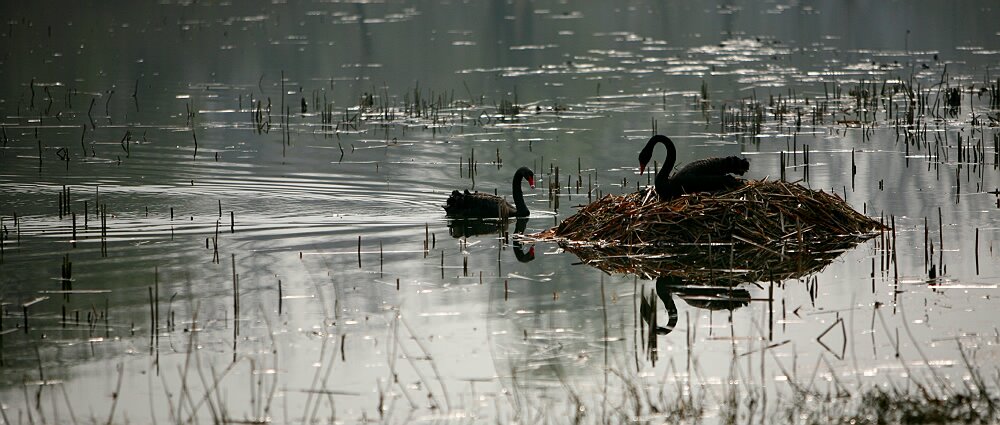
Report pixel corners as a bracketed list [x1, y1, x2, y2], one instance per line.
[561, 237, 858, 286]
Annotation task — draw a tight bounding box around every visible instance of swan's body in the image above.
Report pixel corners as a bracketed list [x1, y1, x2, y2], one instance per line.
[639, 135, 749, 200]
[444, 167, 535, 218]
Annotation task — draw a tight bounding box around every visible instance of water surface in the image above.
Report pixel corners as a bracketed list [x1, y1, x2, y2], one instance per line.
[1, 0, 999, 422]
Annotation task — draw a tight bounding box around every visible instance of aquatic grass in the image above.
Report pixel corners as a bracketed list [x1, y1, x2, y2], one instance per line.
[783, 341, 1000, 425]
[499, 337, 1000, 425]
[5, 273, 1000, 424]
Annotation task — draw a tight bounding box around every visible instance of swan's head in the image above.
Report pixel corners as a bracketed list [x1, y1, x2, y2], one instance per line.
[638, 135, 673, 175]
[517, 166, 535, 188]
[513, 244, 535, 263]
[638, 145, 653, 175]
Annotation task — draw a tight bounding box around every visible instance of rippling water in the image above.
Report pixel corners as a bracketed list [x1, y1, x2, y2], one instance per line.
[1, 0, 999, 423]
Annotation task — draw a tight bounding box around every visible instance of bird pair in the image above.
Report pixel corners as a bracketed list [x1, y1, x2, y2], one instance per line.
[444, 135, 749, 218]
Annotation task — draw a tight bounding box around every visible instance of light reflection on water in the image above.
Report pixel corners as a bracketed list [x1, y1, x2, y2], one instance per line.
[1, 0, 999, 422]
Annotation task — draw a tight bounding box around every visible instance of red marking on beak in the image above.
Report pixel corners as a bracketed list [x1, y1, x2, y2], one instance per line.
[528, 176, 535, 188]
[639, 164, 646, 175]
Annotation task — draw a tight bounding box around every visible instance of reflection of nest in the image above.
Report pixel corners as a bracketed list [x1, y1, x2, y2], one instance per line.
[545, 179, 885, 247]
[557, 237, 865, 285]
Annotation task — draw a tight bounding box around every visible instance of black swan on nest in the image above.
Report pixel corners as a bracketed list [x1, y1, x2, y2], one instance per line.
[638, 135, 749, 200]
[444, 166, 535, 218]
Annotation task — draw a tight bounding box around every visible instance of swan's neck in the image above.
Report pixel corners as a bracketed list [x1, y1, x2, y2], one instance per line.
[655, 138, 676, 197]
[655, 278, 679, 335]
[512, 172, 528, 216]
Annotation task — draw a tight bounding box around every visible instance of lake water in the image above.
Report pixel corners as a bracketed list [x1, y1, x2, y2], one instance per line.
[1, 0, 999, 423]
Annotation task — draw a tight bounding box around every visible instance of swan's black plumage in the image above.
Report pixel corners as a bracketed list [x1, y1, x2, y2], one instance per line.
[638, 135, 749, 200]
[444, 166, 535, 217]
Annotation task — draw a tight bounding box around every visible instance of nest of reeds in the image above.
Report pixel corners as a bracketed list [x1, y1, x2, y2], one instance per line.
[530, 179, 886, 283]
[544, 179, 884, 247]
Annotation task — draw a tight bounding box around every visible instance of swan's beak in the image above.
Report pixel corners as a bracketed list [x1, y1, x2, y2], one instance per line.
[528, 177, 535, 188]
[639, 164, 646, 175]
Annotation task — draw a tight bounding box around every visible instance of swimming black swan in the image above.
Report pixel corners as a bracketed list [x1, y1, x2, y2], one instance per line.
[638, 135, 749, 200]
[444, 166, 535, 218]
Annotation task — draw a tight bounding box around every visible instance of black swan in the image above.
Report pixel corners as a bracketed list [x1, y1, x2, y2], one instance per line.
[638, 135, 749, 200]
[444, 166, 535, 218]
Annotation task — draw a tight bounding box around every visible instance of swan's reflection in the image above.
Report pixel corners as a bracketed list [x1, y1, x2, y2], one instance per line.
[447, 217, 508, 239]
[448, 217, 535, 262]
[641, 275, 752, 363]
[512, 219, 535, 263]
[655, 276, 751, 315]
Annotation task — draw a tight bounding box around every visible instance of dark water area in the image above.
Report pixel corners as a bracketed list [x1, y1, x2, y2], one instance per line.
[1, 0, 999, 423]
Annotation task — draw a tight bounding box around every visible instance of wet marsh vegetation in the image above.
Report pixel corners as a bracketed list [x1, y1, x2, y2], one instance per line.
[1, 0, 1000, 423]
